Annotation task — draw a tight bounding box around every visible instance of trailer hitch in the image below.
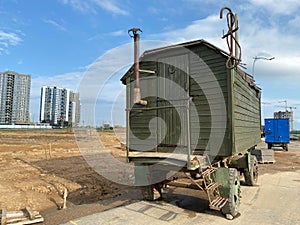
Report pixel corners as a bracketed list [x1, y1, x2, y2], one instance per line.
[128, 27, 147, 106]
[220, 7, 241, 70]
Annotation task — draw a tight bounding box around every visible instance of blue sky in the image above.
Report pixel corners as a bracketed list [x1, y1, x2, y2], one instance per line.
[1, 0, 300, 128]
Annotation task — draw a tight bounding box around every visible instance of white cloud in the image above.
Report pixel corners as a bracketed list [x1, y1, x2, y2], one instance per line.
[148, 11, 300, 82]
[60, 0, 96, 13]
[146, 12, 300, 128]
[249, 0, 300, 15]
[0, 30, 22, 54]
[109, 29, 125, 37]
[88, 29, 126, 41]
[147, 6, 160, 14]
[93, 0, 128, 16]
[150, 14, 226, 49]
[288, 16, 300, 29]
[44, 19, 67, 31]
[238, 22, 300, 81]
[32, 71, 83, 96]
[87, 34, 102, 41]
[60, 0, 128, 15]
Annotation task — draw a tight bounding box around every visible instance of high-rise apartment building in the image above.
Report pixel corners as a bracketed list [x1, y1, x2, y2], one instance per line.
[69, 92, 80, 127]
[40, 86, 80, 126]
[0, 71, 31, 124]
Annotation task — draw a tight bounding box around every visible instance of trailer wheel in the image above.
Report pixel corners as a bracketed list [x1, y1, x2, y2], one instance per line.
[243, 156, 258, 186]
[141, 184, 162, 201]
[222, 168, 240, 219]
[267, 143, 272, 149]
[283, 144, 288, 151]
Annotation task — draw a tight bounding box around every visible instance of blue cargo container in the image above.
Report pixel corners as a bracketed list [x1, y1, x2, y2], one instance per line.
[264, 118, 290, 151]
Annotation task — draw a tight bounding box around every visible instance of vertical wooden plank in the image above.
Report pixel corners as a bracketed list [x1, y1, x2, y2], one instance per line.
[233, 69, 261, 152]
[25, 207, 35, 220]
[128, 62, 159, 152]
[1, 208, 7, 225]
[230, 68, 236, 154]
[126, 76, 130, 158]
[188, 45, 230, 156]
[157, 54, 189, 151]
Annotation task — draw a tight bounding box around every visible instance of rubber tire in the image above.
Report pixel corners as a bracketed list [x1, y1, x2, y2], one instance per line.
[222, 168, 241, 218]
[243, 156, 258, 186]
[141, 184, 162, 201]
[267, 143, 272, 149]
[283, 144, 288, 151]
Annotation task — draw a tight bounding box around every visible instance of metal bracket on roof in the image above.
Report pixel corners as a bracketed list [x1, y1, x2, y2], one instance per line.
[220, 7, 241, 70]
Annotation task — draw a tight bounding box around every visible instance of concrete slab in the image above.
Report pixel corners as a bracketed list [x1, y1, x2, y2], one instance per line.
[61, 170, 300, 225]
[251, 149, 275, 163]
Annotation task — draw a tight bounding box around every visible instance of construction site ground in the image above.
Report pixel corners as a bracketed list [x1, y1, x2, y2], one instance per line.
[0, 129, 299, 225]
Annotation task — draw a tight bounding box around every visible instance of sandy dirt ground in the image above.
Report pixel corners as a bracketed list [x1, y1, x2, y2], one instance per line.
[0, 129, 299, 225]
[0, 129, 141, 225]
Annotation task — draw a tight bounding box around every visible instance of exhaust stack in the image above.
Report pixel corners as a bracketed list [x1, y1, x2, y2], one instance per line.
[128, 28, 147, 106]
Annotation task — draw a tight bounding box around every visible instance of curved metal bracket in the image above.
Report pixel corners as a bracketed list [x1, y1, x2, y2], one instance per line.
[128, 27, 142, 38]
[220, 7, 241, 70]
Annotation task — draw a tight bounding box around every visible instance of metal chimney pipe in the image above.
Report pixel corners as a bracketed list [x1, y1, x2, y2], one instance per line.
[128, 28, 147, 105]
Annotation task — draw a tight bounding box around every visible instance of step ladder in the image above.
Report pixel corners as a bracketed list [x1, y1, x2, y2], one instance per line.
[200, 155, 228, 211]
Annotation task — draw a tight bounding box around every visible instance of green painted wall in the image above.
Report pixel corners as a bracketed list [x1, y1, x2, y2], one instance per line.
[124, 42, 261, 159]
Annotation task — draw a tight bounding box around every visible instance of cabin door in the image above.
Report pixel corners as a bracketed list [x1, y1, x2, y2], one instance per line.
[157, 54, 189, 153]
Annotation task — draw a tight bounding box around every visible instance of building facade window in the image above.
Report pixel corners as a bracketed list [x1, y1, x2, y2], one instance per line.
[0, 71, 31, 124]
[40, 86, 80, 127]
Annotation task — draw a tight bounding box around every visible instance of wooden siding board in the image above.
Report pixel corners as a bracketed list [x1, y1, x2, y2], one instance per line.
[157, 54, 189, 147]
[128, 62, 158, 151]
[188, 45, 230, 156]
[234, 106, 260, 118]
[233, 69, 261, 153]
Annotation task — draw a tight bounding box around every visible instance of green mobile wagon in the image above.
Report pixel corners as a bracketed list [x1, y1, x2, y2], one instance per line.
[121, 39, 260, 219]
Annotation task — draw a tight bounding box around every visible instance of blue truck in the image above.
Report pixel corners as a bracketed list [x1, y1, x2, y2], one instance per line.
[264, 118, 290, 151]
